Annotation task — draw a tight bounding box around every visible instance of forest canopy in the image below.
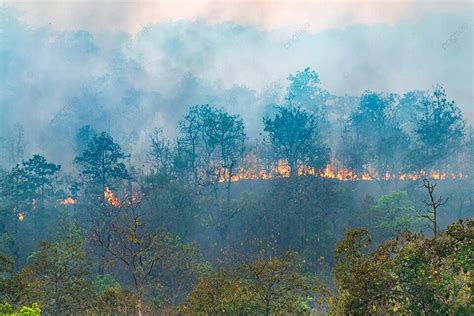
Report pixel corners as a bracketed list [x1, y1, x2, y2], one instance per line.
[0, 2, 473, 315]
[1, 68, 473, 314]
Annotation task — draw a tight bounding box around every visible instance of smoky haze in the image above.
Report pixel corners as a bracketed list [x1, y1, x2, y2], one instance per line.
[0, 6, 472, 170]
[1, 2, 473, 314]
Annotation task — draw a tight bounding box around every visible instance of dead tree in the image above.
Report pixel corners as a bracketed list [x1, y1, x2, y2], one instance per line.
[419, 178, 448, 236]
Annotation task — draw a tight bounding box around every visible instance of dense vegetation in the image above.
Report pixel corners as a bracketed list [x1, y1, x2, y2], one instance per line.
[0, 68, 473, 315]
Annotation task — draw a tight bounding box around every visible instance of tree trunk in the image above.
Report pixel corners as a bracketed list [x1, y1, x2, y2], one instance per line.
[289, 158, 297, 179]
[136, 292, 143, 316]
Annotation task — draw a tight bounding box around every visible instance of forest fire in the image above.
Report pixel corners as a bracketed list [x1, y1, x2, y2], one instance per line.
[104, 187, 121, 207]
[218, 160, 467, 183]
[60, 197, 76, 205]
[18, 212, 25, 221]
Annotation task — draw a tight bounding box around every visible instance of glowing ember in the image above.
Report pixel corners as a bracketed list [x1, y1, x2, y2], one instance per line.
[18, 212, 25, 221]
[127, 191, 144, 206]
[104, 187, 121, 207]
[216, 158, 467, 183]
[60, 197, 76, 205]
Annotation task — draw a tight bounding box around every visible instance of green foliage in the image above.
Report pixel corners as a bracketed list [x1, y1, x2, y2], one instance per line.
[90, 275, 135, 315]
[92, 274, 121, 293]
[0, 302, 41, 315]
[0, 254, 14, 274]
[2, 155, 60, 205]
[151, 237, 204, 307]
[92, 202, 203, 313]
[180, 252, 314, 315]
[343, 91, 408, 185]
[21, 155, 61, 196]
[286, 67, 329, 115]
[374, 191, 424, 234]
[16, 303, 41, 316]
[26, 222, 93, 315]
[263, 105, 330, 177]
[177, 104, 246, 185]
[411, 85, 465, 171]
[74, 131, 130, 190]
[0, 302, 13, 314]
[331, 219, 474, 314]
[0, 260, 38, 308]
[0, 74, 472, 315]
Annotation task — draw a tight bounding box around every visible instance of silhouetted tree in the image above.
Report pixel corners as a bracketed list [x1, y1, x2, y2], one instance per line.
[178, 104, 245, 197]
[1, 155, 60, 255]
[177, 105, 208, 185]
[410, 86, 465, 172]
[263, 105, 329, 178]
[22, 154, 61, 208]
[287, 67, 329, 116]
[74, 131, 130, 197]
[345, 91, 408, 190]
[147, 128, 174, 176]
[205, 107, 246, 206]
[419, 179, 448, 236]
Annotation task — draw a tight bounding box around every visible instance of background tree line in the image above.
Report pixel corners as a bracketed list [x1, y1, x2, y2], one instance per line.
[0, 68, 472, 314]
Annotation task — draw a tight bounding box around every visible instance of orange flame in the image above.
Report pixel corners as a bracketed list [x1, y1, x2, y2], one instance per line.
[104, 187, 121, 207]
[60, 197, 76, 205]
[18, 212, 25, 221]
[216, 158, 467, 183]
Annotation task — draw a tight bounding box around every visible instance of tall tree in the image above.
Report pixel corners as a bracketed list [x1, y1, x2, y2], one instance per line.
[287, 67, 329, 116]
[22, 155, 61, 208]
[147, 128, 174, 176]
[1, 155, 60, 258]
[177, 104, 245, 195]
[92, 198, 198, 316]
[205, 107, 246, 206]
[74, 131, 130, 198]
[419, 179, 448, 236]
[344, 91, 408, 189]
[178, 105, 246, 247]
[411, 85, 465, 172]
[177, 105, 208, 185]
[263, 105, 329, 178]
[397, 91, 425, 134]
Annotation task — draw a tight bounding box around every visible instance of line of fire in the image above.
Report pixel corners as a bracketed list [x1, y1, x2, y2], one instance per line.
[53, 157, 468, 213]
[216, 156, 468, 183]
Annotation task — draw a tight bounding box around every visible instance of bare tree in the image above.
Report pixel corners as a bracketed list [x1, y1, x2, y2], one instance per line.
[419, 178, 448, 236]
[92, 197, 167, 316]
[147, 128, 174, 175]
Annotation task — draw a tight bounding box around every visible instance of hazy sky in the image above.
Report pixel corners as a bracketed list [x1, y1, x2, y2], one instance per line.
[3, 1, 472, 112]
[4, 0, 472, 34]
[1, 0, 473, 165]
